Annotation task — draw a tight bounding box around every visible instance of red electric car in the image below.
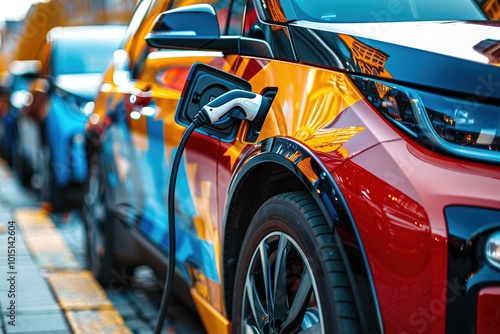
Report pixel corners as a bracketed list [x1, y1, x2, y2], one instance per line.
[82, 0, 500, 333]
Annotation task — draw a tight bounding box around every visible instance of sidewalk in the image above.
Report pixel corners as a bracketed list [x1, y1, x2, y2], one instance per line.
[0, 160, 206, 334]
[0, 161, 131, 333]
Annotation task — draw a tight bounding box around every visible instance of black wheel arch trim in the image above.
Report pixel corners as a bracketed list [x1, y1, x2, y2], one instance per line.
[222, 136, 384, 333]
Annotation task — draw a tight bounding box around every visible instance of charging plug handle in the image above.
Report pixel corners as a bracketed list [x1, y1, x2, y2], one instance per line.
[196, 89, 271, 126]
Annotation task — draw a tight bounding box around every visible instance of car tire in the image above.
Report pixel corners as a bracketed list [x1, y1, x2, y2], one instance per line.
[82, 152, 116, 286]
[39, 142, 64, 211]
[0, 126, 11, 165]
[13, 131, 31, 187]
[232, 191, 363, 334]
[0, 121, 14, 166]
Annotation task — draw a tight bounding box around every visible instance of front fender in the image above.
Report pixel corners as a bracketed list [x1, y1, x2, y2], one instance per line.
[223, 136, 382, 330]
[228, 136, 351, 232]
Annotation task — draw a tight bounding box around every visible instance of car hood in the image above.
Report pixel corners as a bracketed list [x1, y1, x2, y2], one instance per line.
[54, 73, 103, 100]
[290, 20, 500, 99]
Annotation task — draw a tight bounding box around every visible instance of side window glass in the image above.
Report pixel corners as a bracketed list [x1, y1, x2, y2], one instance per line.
[128, 0, 172, 79]
[122, 0, 153, 80]
[123, 0, 153, 49]
[241, 0, 295, 60]
[213, 0, 231, 34]
[243, 0, 260, 38]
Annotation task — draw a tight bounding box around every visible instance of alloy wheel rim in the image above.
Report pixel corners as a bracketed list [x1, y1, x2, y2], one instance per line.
[241, 231, 323, 334]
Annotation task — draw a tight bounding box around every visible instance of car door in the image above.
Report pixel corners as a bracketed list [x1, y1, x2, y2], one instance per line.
[90, 0, 162, 227]
[127, 50, 230, 284]
[120, 0, 233, 285]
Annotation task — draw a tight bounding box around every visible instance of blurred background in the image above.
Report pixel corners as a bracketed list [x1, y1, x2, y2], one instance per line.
[0, 0, 138, 211]
[0, 0, 136, 72]
[0, 0, 498, 75]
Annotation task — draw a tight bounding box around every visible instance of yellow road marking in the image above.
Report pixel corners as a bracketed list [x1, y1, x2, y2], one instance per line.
[47, 271, 114, 310]
[13, 208, 80, 271]
[67, 310, 133, 334]
[13, 208, 55, 229]
[12, 209, 132, 333]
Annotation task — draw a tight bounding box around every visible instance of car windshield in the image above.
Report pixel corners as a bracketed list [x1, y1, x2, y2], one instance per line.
[289, 0, 486, 22]
[52, 36, 119, 76]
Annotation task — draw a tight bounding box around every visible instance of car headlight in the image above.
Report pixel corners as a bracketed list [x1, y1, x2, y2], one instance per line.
[349, 75, 500, 164]
[486, 230, 500, 269]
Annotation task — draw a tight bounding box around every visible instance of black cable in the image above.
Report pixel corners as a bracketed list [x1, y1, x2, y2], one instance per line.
[153, 88, 272, 333]
[154, 113, 207, 334]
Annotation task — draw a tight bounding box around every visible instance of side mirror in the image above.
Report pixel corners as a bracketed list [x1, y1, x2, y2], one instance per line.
[145, 4, 220, 50]
[32, 77, 51, 94]
[23, 77, 51, 120]
[145, 4, 273, 58]
[112, 49, 131, 86]
[8, 60, 41, 77]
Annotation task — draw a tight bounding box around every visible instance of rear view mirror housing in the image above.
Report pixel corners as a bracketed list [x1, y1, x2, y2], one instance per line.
[145, 4, 220, 50]
[145, 4, 273, 58]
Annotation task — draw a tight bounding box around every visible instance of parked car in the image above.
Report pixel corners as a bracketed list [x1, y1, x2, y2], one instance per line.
[15, 25, 126, 210]
[0, 60, 40, 166]
[83, 1, 500, 333]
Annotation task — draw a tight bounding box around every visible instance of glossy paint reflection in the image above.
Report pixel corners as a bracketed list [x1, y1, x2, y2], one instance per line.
[335, 159, 435, 332]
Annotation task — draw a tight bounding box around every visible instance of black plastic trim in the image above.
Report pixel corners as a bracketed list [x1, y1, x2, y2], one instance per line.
[445, 205, 500, 333]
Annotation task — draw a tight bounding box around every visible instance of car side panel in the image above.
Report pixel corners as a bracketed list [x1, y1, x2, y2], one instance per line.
[103, 51, 231, 285]
[216, 54, 492, 333]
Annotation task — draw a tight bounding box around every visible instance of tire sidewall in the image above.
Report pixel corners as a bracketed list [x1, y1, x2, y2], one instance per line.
[83, 151, 114, 285]
[232, 195, 341, 333]
[40, 142, 64, 210]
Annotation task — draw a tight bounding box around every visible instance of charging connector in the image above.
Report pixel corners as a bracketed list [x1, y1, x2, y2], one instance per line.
[191, 88, 273, 127]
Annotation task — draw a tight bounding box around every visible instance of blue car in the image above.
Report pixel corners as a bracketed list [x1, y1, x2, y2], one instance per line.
[15, 25, 126, 210]
[0, 60, 40, 167]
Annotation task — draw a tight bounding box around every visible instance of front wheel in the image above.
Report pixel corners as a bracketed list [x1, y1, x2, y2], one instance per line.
[13, 130, 31, 187]
[232, 192, 363, 334]
[82, 152, 115, 286]
[39, 142, 63, 210]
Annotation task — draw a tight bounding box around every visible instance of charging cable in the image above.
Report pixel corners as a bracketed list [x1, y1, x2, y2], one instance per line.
[154, 88, 274, 334]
